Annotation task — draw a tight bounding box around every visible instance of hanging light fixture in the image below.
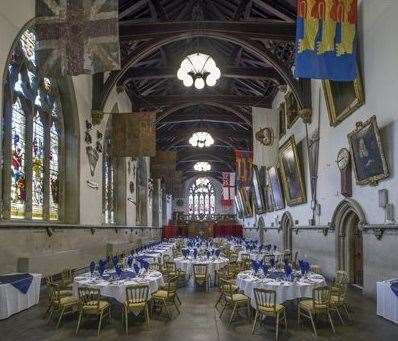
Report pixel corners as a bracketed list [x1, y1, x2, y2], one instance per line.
[177, 53, 221, 89]
[194, 162, 211, 172]
[189, 131, 214, 148]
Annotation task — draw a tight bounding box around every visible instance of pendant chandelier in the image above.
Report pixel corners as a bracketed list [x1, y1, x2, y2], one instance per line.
[177, 53, 221, 89]
[194, 162, 211, 172]
[189, 131, 214, 148]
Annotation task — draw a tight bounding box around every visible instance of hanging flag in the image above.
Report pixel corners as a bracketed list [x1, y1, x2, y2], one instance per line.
[222, 172, 235, 208]
[35, 0, 120, 76]
[294, 0, 358, 81]
[235, 150, 253, 188]
[112, 112, 156, 157]
[151, 151, 177, 179]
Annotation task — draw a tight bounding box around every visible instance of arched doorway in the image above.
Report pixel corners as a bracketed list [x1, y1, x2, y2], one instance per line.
[281, 212, 293, 251]
[332, 199, 366, 287]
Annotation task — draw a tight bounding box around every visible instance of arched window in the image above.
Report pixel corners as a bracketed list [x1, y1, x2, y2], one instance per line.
[2, 27, 64, 221]
[188, 177, 215, 218]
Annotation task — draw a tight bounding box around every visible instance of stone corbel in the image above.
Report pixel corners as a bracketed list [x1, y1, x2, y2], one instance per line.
[46, 226, 53, 237]
[360, 223, 398, 240]
[90, 227, 96, 235]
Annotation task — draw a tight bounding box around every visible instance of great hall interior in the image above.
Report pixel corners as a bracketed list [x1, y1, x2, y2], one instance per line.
[0, 1, 398, 340]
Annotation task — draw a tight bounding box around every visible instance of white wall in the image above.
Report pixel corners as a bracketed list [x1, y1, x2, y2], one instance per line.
[244, 0, 398, 297]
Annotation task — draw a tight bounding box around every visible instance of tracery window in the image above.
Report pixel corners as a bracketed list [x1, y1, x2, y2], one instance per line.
[188, 177, 215, 218]
[2, 28, 64, 221]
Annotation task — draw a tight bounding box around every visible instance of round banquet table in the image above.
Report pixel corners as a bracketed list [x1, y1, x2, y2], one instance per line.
[136, 243, 174, 263]
[236, 270, 326, 307]
[174, 256, 229, 286]
[73, 270, 164, 303]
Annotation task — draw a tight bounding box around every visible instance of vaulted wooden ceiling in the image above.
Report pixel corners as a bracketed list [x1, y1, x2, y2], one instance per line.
[116, 0, 297, 181]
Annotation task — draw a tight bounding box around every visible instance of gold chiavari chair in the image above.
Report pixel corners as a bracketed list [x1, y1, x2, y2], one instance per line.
[48, 283, 79, 328]
[219, 279, 251, 326]
[298, 286, 335, 337]
[61, 268, 74, 290]
[193, 263, 209, 290]
[152, 275, 180, 319]
[330, 282, 351, 323]
[215, 273, 238, 310]
[75, 287, 111, 336]
[122, 285, 150, 334]
[149, 262, 162, 272]
[252, 289, 287, 340]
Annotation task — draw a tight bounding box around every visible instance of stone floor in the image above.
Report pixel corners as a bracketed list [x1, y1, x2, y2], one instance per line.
[1, 285, 397, 341]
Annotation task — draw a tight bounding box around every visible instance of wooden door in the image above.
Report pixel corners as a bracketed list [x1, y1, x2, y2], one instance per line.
[352, 222, 363, 287]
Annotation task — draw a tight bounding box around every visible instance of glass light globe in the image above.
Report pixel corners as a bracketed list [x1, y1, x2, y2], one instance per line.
[180, 58, 192, 72]
[194, 77, 205, 90]
[213, 67, 221, 80]
[204, 58, 216, 73]
[183, 76, 193, 87]
[206, 74, 217, 87]
[177, 68, 186, 81]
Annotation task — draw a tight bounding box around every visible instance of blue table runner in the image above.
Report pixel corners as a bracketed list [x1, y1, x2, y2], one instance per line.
[0, 273, 33, 294]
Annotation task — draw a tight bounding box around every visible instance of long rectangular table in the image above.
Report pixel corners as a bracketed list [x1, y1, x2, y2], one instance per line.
[0, 273, 42, 320]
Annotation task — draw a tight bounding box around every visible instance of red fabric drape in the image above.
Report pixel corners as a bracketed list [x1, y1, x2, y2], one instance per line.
[213, 224, 243, 238]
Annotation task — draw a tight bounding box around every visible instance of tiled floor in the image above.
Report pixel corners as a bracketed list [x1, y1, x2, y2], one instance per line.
[1, 285, 397, 341]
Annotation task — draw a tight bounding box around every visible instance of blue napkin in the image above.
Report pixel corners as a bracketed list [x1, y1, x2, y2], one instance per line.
[391, 281, 398, 297]
[112, 255, 119, 267]
[0, 274, 33, 294]
[270, 257, 275, 268]
[284, 264, 292, 276]
[142, 260, 150, 271]
[215, 250, 221, 257]
[127, 256, 133, 267]
[193, 249, 198, 259]
[262, 264, 269, 275]
[133, 263, 140, 274]
[89, 261, 96, 274]
[115, 265, 122, 277]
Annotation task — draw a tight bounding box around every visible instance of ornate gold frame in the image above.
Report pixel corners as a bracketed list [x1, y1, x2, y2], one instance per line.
[252, 165, 266, 214]
[285, 91, 299, 129]
[323, 75, 365, 127]
[279, 136, 306, 206]
[239, 187, 253, 217]
[347, 115, 389, 186]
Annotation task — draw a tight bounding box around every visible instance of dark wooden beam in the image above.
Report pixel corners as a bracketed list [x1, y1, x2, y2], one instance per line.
[252, 0, 295, 23]
[121, 66, 283, 83]
[136, 94, 272, 108]
[119, 20, 296, 41]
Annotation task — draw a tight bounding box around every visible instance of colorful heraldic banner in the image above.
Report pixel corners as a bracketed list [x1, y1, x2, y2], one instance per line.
[151, 151, 177, 178]
[222, 172, 236, 207]
[235, 150, 253, 188]
[294, 0, 358, 81]
[35, 0, 121, 76]
[112, 112, 156, 157]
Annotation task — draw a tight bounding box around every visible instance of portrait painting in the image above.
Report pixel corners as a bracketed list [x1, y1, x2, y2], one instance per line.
[348, 115, 389, 186]
[239, 187, 253, 217]
[323, 74, 364, 127]
[279, 136, 306, 206]
[285, 91, 299, 129]
[234, 192, 244, 218]
[267, 165, 285, 211]
[259, 166, 274, 212]
[252, 165, 266, 214]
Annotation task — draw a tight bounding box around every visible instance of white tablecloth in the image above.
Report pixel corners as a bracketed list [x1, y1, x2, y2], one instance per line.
[377, 279, 398, 324]
[238, 250, 282, 262]
[73, 270, 164, 303]
[236, 270, 325, 306]
[174, 256, 229, 286]
[0, 273, 42, 320]
[137, 243, 174, 263]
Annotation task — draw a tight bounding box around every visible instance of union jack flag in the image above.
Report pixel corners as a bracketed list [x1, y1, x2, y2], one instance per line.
[35, 0, 120, 76]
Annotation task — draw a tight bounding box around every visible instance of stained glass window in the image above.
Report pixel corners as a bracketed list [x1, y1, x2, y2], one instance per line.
[188, 177, 215, 219]
[2, 28, 64, 221]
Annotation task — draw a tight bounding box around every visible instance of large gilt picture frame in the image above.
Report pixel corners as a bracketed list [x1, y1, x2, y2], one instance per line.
[285, 91, 299, 129]
[323, 74, 364, 127]
[348, 115, 389, 186]
[252, 165, 266, 214]
[267, 165, 285, 211]
[279, 136, 306, 206]
[239, 187, 253, 217]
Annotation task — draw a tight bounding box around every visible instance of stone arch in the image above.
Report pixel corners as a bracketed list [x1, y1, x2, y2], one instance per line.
[100, 32, 306, 111]
[281, 211, 294, 251]
[332, 199, 367, 285]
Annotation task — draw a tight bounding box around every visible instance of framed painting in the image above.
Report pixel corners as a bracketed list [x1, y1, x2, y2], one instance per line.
[252, 165, 266, 214]
[239, 187, 253, 217]
[348, 115, 389, 186]
[323, 75, 364, 127]
[259, 166, 274, 212]
[279, 102, 286, 139]
[285, 91, 299, 129]
[279, 136, 306, 206]
[268, 165, 285, 211]
[234, 192, 244, 219]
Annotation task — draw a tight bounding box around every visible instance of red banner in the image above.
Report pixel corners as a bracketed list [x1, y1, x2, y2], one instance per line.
[235, 150, 253, 188]
[222, 172, 235, 208]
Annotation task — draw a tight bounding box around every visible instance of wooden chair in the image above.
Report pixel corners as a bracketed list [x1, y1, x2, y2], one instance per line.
[75, 287, 111, 336]
[298, 286, 335, 337]
[152, 275, 180, 319]
[215, 276, 238, 310]
[193, 264, 209, 290]
[47, 283, 79, 328]
[219, 279, 251, 326]
[122, 285, 150, 334]
[252, 288, 287, 340]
